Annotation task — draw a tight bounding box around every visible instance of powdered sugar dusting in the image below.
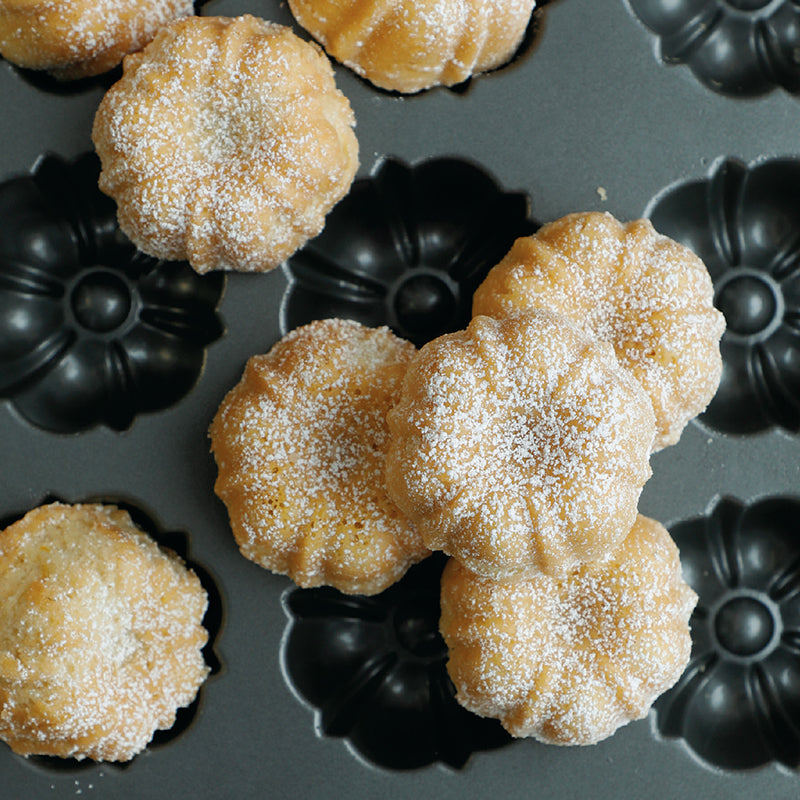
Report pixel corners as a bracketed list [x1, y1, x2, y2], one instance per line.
[0, 0, 193, 78]
[210, 318, 429, 596]
[440, 514, 697, 745]
[0, 503, 209, 761]
[473, 212, 726, 449]
[385, 311, 655, 580]
[92, 15, 358, 273]
[287, 0, 537, 92]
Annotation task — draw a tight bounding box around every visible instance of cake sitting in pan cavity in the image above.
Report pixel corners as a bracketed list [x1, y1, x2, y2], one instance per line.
[385, 311, 656, 581]
[287, 0, 537, 93]
[440, 514, 697, 745]
[92, 15, 359, 274]
[209, 318, 430, 596]
[0, 0, 193, 80]
[473, 212, 726, 450]
[0, 503, 209, 762]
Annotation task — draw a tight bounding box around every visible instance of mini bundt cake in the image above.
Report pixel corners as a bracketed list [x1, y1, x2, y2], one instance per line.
[209, 318, 429, 596]
[440, 514, 697, 745]
[0, 503, 210, 761]
[0, 0, 193, 80]
[385, 311, 655, 581]
[287, 0, 537, 93]
[472, 212, 726, 450]
[92, 15, 359, 274]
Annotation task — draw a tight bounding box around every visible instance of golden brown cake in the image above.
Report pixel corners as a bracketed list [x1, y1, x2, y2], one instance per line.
[287, 0, 537, 93]
[0, 0, 193, 80]
[472, 212, 726, 450]
[0, 503, 210, 761]
[385, 311, 655, 581]
[92, 15, 359, 274]
[209, 318, 429, 596]
[440, 514, 697, 745]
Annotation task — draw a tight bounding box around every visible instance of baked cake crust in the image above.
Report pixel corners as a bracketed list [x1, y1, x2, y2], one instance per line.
[210, 318, 429, 596]
[473, 212, 725, 450]
[440, 514, 697, 745]
[288, 0, 537, 93]
[385, 311, 655, 581]
[0, 0, 193, 79]
[0, 503, 209, 761]
[92, 15, 359, 273]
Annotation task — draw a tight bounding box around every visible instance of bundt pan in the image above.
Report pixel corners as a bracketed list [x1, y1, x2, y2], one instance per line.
[2, 0, 800, 797]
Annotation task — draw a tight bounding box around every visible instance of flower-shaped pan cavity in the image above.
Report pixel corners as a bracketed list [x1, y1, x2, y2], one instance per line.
[281, 553, 511, 770]
[655, 496, 800, 771]
[0, 152, 225, 433]
[0, 495, 223, 774]
[647, 156, 800, 436]
[281, 156, 536, 347]
[627, 0, 800, 97]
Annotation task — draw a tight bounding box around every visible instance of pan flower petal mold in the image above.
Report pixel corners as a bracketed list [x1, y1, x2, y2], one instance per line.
[281, 157, 535, 347]
[627, 0, 800, 96]
[647, 156, 800, 435]
[655, 496, 800, 770]
[281, 553, 511, 769]
[0, 153, 224, 433]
